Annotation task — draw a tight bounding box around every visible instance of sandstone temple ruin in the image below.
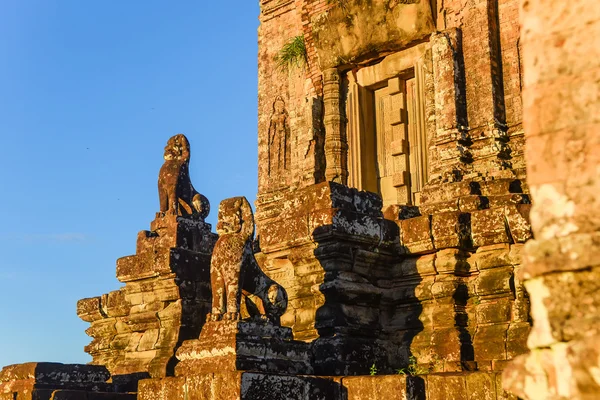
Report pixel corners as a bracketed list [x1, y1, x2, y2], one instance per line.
[2, 0, 599, 399]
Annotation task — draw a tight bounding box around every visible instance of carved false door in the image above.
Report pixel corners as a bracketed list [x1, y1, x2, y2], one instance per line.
[374, 86, 396, 205]
[346, 65, 428, 208]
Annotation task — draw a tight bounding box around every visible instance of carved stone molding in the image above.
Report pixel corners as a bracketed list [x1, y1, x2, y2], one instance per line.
[323, 68, 348, 184]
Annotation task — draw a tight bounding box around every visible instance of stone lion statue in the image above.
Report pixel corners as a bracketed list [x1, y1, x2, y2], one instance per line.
[209, 196, 287, 324]
[157, 134, 209, 219]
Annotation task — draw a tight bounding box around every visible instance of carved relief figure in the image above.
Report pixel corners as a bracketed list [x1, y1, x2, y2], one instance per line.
[268, 96, 291, 176]
[158, 133, 210, 219]
[208, 196, 287, 323]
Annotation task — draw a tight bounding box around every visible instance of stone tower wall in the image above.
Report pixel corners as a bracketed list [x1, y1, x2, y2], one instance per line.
[255, 0, 531, 376]
[257, 0, 526, 206]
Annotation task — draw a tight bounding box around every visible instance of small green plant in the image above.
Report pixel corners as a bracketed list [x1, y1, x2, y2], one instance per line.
[274, 35, 307, 71]
[397, 356, 430, 376]
[370, 363, 378, 376]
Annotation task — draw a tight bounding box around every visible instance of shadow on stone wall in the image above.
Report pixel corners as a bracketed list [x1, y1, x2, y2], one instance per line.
[310, 215, 424, 376]
[454, 280, 475, 368]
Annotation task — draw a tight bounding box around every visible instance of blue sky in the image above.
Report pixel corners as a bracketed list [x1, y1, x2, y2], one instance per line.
[0, 1, 260, 365]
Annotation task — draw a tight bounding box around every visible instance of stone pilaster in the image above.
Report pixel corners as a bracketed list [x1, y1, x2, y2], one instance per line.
[430, 28, 471, 182]
[323, 68, 348, 184]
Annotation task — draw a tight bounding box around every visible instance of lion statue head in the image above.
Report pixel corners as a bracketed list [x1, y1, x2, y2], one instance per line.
[163, 133, 190, 162]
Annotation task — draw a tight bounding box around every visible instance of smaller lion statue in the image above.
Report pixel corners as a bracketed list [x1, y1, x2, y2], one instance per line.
[157, 134, 209, 219]
[209, 196, 287, 324]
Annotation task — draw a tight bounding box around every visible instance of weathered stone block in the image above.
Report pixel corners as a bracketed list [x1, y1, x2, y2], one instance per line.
[137, 329, 160, 352]
[431, 328, 462, 361]
[431, 212, 471, 250]
[435, 249, 470, 275]
[175, 320, 312, 376]
[312, 336, 389, 376]
[504, 205, 532, 243]
[465, 372, 496, 400]
[431, 303, 456, 326]
[242, 373, 339, 400]
[431, 278, 462, 298]
[474, 267, 514, 296]
[261, 215, 311, 251]
[522, 232, 600, 280]
[383, 204, 421, 221]
[406, 375, 428, 400]
[319, 272, 383, 306]
[130, 301, 164, 316]
[0, 363, 120, 400]
[420, 199, 460, 215]
[0, 363, 111, 387]
[471, 244, 511, 270]
[479, 180, 523, 197]
[85, 319, 118, 338]
[486, 194, 529, 210]
[313, 243, 354, 273]
[210, 372, 244, 400]
[508, 244, 523, 266]
[52, 392, 137, 400]
[399, 254, 436, 277]
[109, 334, 130, 351]
[399, 216, 434, 254]
[475, 298, 512, 324]
[77, 297, 104, 323]
[138, 377, 185, 400]
[427, 374, 467, 400]
[310, 0, 435, 69]
[414, 278, 435, 301]
[356, 250, 398, 279]
[525, 268, 600, 347]
[183, 374, 213, 400]
[389, 303, 428, 331]
[473, 324, 509, 361]
[502, 346, 565, 400]
[506, 323, 530, 359]
[421, 182, 476, 205]
[85, 337, 113, 353]
[409, 328, 435, 360]
[511, 288, 530, 324]
[471, 209, 510, 247]
[117, 248, 210, 284]
[459, 196, 488, 212]
[341, 375, 405, 400]
[331, 209, 386, 243]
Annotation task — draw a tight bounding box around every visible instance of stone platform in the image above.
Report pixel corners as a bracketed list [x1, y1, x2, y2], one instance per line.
[77, 212, 217, 378]
[175, 320, 313, 376]
[138, 371, 517, 400]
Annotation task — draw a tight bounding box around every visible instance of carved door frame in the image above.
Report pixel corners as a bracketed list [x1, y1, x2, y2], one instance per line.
[344, 43, 433, 207]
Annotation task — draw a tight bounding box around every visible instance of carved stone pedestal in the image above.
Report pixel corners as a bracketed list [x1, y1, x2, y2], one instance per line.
[77, 213, 217, 378]
[175, 320, 313, 376]
[77, 134, 218, 379]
